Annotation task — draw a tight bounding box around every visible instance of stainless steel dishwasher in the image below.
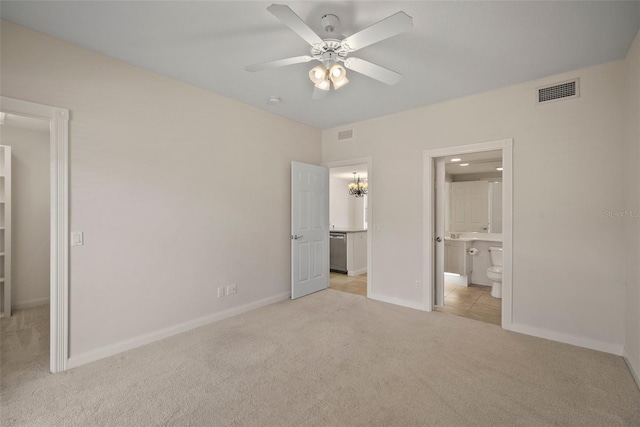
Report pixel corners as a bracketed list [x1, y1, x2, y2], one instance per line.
[330, 232, 347, 273]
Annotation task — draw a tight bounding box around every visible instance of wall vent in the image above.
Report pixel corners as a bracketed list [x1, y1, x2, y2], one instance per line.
[337, 129, 354, 140]
[537, 79, 579, 104]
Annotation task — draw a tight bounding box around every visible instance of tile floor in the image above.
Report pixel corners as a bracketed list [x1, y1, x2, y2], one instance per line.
[329, 272, 367, 297]
[436, 283, 502, 326]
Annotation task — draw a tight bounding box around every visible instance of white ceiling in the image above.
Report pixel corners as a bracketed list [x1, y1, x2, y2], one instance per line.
[442, 150, 502, 175]
[2, 1, 639, 130]
[330, 164, 367, 180]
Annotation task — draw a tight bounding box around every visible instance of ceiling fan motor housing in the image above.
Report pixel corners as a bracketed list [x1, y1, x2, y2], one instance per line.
[321, 14, 340, 33]
[310, 39, 350, 67]
[321, 51, 338, 67]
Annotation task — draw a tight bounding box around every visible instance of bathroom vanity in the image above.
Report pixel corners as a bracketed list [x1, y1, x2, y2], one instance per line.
[444, 239, 472, 276]
[444, 233, 502, 285]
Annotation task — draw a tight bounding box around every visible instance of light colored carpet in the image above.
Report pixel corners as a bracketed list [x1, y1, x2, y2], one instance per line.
[1, 289, 639, 426]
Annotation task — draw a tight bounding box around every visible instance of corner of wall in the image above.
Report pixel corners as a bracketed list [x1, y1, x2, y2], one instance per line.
[624, 27, 640, 391]
[624, 347, 640, 390]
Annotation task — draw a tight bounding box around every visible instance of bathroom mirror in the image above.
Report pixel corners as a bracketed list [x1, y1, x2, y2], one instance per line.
[444, 151, 502, 233]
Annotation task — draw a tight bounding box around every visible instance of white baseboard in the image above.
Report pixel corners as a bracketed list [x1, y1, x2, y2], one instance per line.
[67, 291, 290, 369]
[348, 268, 367, 276]
[13, 297, 50, 311]
[623, 347, 640, 390]
[368, 292, 427, 311]
[510, 323, 624, 355]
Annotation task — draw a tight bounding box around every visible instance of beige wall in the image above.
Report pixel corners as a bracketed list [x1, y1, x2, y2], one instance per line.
[323, 60, 627, 350]
[1, 21, 321, 358]
[0, 125, 50, 309]
[624, 30, 640, 381]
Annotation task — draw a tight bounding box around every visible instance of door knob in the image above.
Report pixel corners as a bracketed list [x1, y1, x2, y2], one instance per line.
[292, 234, 304, 240]
[435, 237, 442, 243]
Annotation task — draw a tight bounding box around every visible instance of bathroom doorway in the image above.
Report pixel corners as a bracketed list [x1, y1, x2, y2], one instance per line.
[437, 150, 503, 325]
[423, 139, 513, 329]
[324, 157, 372, 298]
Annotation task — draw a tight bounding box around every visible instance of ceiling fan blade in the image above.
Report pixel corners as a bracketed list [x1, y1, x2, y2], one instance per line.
[344, 57, 402, 85]
[341, 12, 413, 52]
[246, 55, 314, 72]
[267, 4, 324, 46]
[312, 86, 328, 100]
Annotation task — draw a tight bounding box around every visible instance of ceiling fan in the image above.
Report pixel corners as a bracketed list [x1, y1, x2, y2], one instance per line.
[246, 4, 413, 99]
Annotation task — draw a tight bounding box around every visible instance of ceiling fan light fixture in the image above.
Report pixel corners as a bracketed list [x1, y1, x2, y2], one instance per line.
[332, 75, 349, 90]
[309, 65, 328, 85]
[330, 64, 345, 79]
[328, 64, 348, 89]
[315, 79, 331, 91]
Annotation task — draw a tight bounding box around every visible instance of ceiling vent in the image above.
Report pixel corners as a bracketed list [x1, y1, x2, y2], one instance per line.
[338, 129, 354, 141]
[537, 78, 579, 104]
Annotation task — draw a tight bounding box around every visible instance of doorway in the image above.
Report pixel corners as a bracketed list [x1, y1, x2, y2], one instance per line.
[0, 112, 51, 372]
[0, 96, 70, 373]
[423, 139, 513, 329]
[324, 157, 373, 298]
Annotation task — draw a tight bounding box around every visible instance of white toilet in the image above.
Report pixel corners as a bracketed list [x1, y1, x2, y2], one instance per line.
[486, 247, 503, 299]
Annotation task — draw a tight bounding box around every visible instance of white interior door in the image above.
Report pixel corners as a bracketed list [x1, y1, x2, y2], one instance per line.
[291, 161, 329, 299]
[434, 159, 446, 306]
[450, 181, 489, 232]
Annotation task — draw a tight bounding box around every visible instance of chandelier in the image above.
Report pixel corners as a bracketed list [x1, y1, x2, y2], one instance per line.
[348, 172, 368, 197]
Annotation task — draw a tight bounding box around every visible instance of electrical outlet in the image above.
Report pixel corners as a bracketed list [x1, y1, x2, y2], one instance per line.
[227, 283, 237, 295]
[415, 280, 421, 289]
[217, 286, 225, 298]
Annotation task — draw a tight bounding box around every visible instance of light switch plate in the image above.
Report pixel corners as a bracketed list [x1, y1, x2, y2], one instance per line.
[71, 232, 83, 246]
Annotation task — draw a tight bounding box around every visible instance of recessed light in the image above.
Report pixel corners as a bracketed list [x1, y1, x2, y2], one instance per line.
[450, 158, 461, 162]
[496, 167, 503, 171]
[267, 96, 281, 105]
[460, 163, 469, 167]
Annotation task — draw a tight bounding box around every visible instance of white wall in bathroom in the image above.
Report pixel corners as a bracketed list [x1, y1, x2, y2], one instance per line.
[489, 182, 503, 234]
[623, 30, 640, 382]
[323, 59, 627, 352]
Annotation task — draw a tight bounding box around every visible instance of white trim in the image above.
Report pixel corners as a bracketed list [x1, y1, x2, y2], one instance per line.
[0, 96, 70, 373]
[68, 291, 290, 369]
[423, 139, 514, 328]
[623, 347, 640, 390]
[510, 323, 624, 356]
[13, 297, 50, 311]
[368, 293, 426, 311]
[348, 267, 367, 276]
[323, 157, 373, 299]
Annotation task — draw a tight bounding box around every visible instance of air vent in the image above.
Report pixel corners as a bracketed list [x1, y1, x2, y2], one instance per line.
[338, 129, 353, 140]
[537, 79, 579, 104]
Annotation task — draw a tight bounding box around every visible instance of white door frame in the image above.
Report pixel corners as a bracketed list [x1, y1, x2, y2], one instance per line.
[323, 157, 373, 297]
[1, 96, 70, 372]
[423, 139, 513, 330]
